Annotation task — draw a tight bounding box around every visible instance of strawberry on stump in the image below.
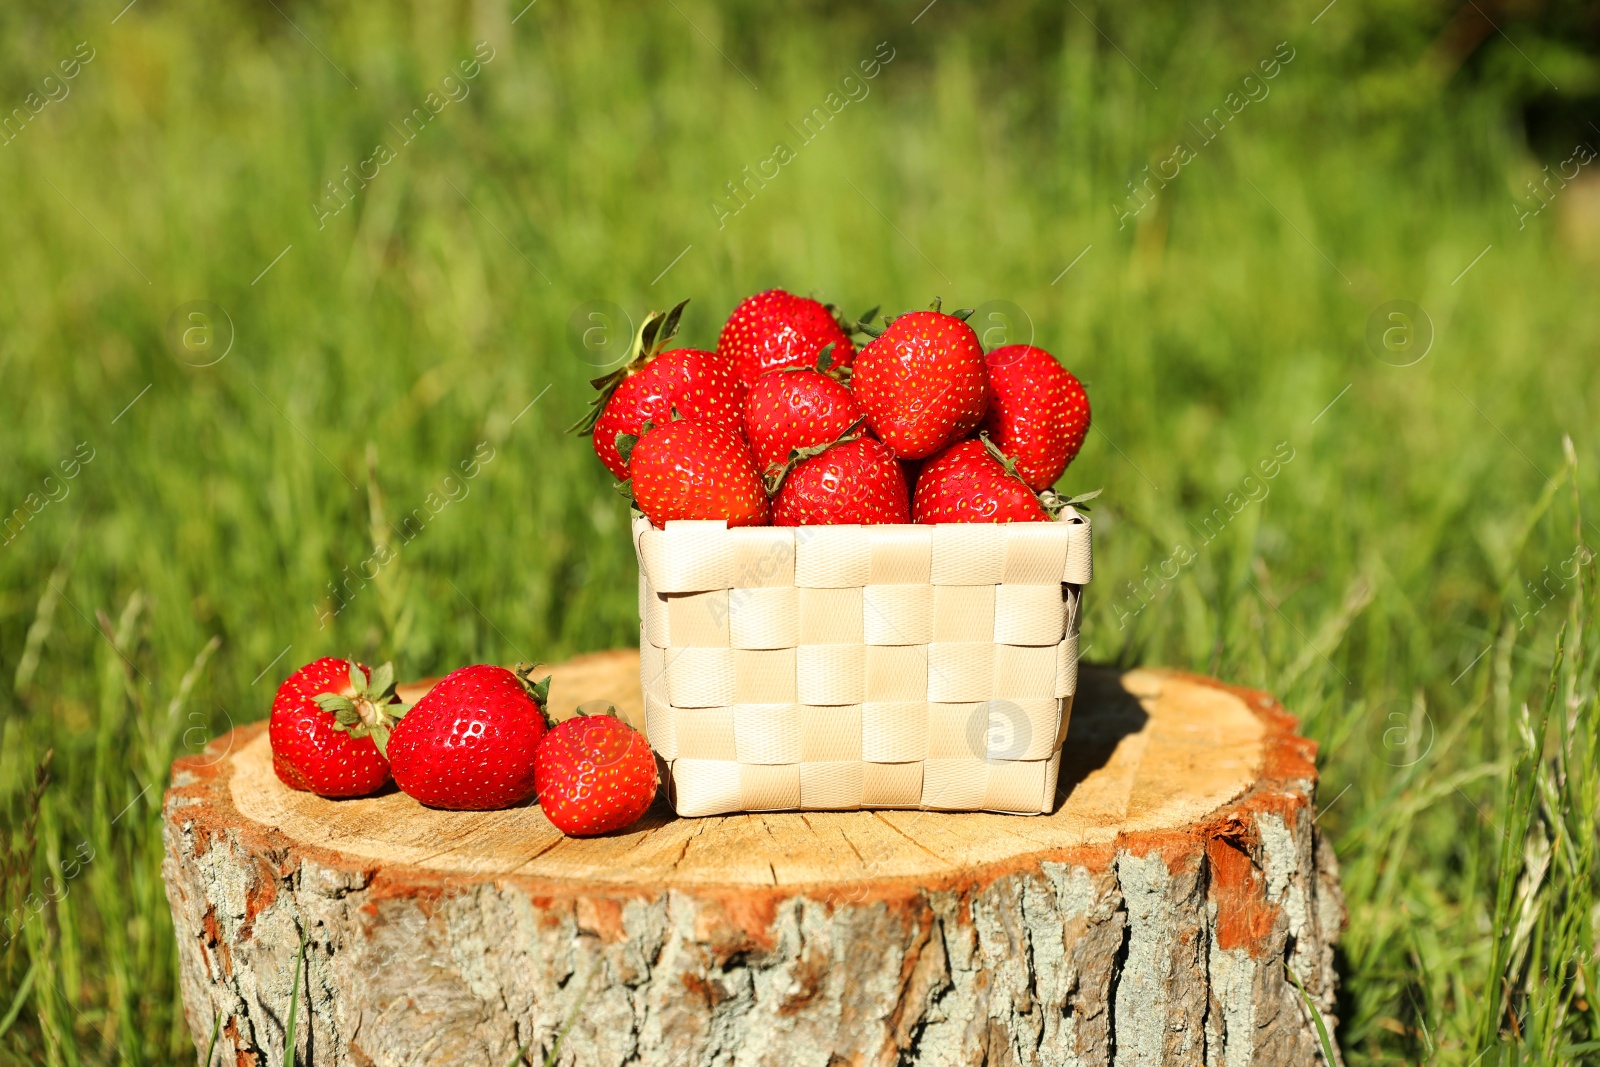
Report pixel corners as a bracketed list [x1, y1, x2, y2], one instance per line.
[571, 299, 746, 481]
[270, 657, 404, 798]
[535, 707, 659, 836]
[385, 664, 551, 811]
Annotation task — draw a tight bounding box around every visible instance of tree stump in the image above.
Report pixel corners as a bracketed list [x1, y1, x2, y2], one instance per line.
[162, 651, 1344, 1067]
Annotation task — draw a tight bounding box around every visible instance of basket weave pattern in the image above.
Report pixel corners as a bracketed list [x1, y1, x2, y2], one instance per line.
[633, 511, 1092, 816]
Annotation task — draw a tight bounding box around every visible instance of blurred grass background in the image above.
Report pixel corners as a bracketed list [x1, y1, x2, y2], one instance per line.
[1, 0, 1599, 1063]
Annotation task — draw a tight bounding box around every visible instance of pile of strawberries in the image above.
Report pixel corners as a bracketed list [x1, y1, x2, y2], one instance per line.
[268, 658, 657, 836]
[574, 289, 1093, 527]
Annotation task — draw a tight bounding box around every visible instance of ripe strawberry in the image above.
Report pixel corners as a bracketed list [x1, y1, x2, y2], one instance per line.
[591, 349, 744, 481]
[716, 289, 857, 388]
[534, 711, 658, 836]
[742, 367, 866, 472]
[851, 307, 988, 459]
[773, 437, 909, 526]
[980, 345, 1091, 491]
[269, 658, 401, 797]
[913, 439, 1049, 523]
[573, 300, 745, 481]
[629, 420, 770, 528]
[385, 664, 551, 810]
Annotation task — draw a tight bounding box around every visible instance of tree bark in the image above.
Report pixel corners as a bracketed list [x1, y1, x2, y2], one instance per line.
[162, 652, 1344, 1066]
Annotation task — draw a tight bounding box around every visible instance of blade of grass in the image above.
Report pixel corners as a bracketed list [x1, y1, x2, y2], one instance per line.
[205, 1009, 222, 1066]
[1287, 964, 1339, 1066]
[1477, 627, 1563, 1049]
[284, 924, 307, 1067]
[542, 964, 597, 1067]
[0, 956, 37, 1040]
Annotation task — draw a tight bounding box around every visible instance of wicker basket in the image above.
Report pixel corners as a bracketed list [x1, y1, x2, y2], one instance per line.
[632, 510, 1092, 816]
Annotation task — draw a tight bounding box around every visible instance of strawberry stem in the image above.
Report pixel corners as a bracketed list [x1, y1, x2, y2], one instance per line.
[978, 432, 1027, 483]
[514, 662, 557, 731]
[762, 416, 870, 496]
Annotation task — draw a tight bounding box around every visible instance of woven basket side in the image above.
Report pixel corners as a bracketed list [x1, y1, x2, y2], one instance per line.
[633, 514, 1090, 816]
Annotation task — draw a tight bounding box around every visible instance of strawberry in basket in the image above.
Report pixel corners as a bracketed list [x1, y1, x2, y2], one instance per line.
[850, 301, 989, 459]
[572, 299, 745, 481]
[980, 344, 1091, 491]
[913, 437, 1050, 523]
[771, 433, 910, 526]
[716, 289, 860, 388]
[628, 418, 769, 528]
[742, 356, 865, 473]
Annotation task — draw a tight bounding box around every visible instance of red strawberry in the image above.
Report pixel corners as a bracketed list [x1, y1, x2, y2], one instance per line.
[385, 664, 551, 810]
[629, 420, 770, 528]
[851, 307, 988, 459]
[573, 300, 745, 480]
[773, 437, 909, 526]
[534, 711, 658, 836]
[269, 658, 401, 798]
[913, 439, 1049, 523]
[716, 289, 857, 388]
[980, 345, 1091, 491]
[591, 349, 744, 480]
[742, 368, 866, 472]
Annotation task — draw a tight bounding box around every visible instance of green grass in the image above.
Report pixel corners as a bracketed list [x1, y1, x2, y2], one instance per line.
[1, 0, 1598, 1063]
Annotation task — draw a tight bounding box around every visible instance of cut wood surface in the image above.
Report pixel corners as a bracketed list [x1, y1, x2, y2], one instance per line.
[163, 650, 1345, 1067]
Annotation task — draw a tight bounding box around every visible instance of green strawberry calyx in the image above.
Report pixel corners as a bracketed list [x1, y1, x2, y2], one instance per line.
[567, 702, 621, 721]
[922, 295, 975, 320]
[859, 297, 974, 340]
[568, 298, 691, 437]
[513, 662, 557, 731]
[1038, 487, 1103, 516]
[314, 659, 409, 758]
[829, 302, 882, 343]
[613, 416, 661, 470]
[610, 419, 660, 506]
